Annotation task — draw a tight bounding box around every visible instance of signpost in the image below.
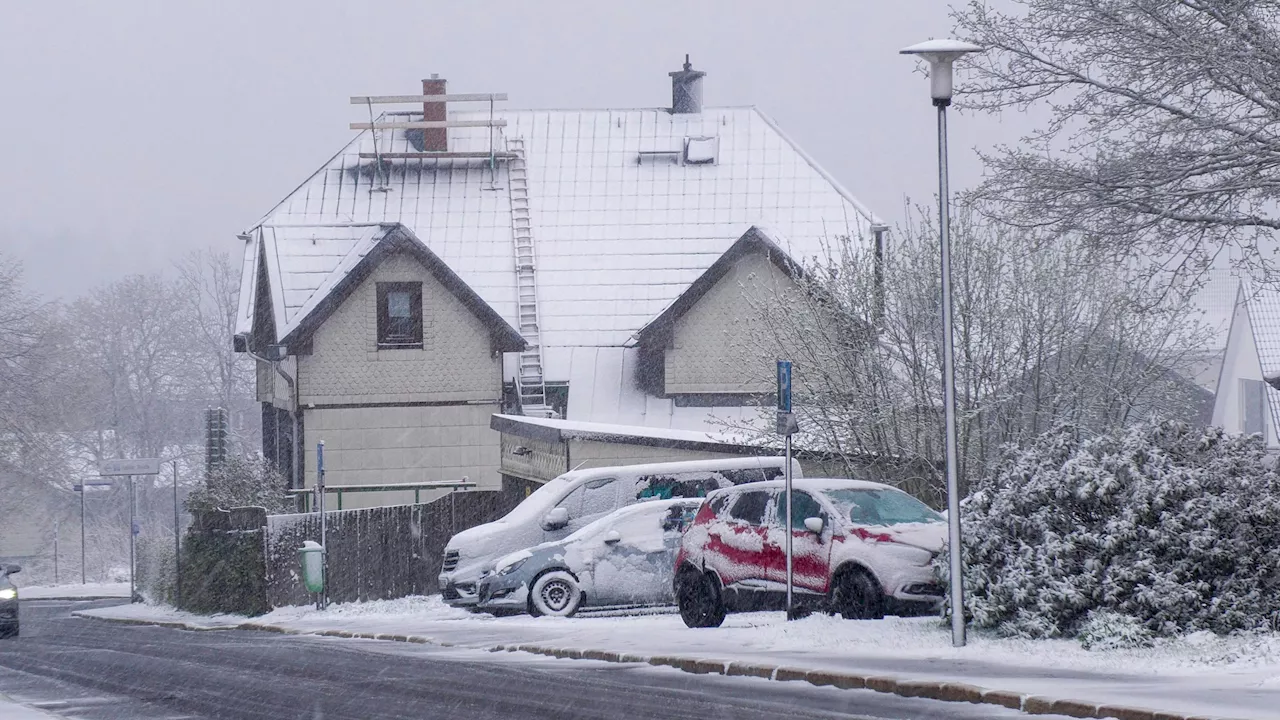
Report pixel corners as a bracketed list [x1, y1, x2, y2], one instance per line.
[315, 442, 328, 611]
[99, 458, 161, 603]
[776, 360, 801, 620]
[74, 481, 114, 584]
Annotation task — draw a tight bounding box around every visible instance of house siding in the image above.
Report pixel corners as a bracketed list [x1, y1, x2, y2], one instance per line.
[256, 356, 297, 410]
[298, 252, 501, 406]
[664, 251, 798, 395]
[302, 403, 502, 507]
[566, 439, 741, 469]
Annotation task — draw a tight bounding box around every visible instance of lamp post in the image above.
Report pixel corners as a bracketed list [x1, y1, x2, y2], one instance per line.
[900, 38, 983, 648]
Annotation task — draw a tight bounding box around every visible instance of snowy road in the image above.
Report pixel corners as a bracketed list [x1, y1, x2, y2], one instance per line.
[0, 600, 1064, 720]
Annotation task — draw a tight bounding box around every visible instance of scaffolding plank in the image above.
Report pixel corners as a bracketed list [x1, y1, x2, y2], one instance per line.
[357, 152, 517, 160]
[351, 119, 508, 130]
[351, 93, 509, 104]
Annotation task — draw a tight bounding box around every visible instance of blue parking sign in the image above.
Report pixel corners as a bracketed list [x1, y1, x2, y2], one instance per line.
[777, 360, 792, 413]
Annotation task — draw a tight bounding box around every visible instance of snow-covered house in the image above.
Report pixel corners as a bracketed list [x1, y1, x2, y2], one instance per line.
[235, 62, 884, 506]
[1212, 283, 1280, 447]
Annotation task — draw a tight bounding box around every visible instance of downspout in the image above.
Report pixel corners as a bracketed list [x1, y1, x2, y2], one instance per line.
[244, 343, 301, 491]
[871, 224, 889, 332]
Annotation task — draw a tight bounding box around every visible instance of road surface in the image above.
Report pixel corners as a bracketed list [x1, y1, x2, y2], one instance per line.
[0, 600, 1063, 720]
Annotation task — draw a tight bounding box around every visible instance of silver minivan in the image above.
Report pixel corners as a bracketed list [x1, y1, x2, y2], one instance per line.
[438, 457, 801, 607]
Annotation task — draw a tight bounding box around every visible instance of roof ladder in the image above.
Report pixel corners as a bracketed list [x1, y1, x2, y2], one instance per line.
[506, 137, 555, 418]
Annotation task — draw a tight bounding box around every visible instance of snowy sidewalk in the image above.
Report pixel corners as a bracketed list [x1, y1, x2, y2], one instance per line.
[77, 597, 1280, 720]
[17, 582, 131, 600]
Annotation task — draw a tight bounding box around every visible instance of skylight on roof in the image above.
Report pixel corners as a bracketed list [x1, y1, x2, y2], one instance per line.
[684, 136, 718, 165]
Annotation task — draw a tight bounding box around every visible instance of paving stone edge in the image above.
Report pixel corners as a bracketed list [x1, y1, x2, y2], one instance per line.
[70, 612, 1239, 720]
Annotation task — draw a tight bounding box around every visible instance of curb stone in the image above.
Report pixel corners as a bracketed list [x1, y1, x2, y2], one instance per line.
[70, 612, 1249, 720]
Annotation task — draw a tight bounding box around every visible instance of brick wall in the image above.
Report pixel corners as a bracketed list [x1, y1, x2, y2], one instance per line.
[665, 251, 798, 395]
[303, 403, 502, 503]
[298, 252, 501, 405]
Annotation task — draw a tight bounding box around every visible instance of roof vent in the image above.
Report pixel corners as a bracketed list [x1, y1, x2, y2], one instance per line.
[670, 55, 706, 114]
[684, 136, 718, 164]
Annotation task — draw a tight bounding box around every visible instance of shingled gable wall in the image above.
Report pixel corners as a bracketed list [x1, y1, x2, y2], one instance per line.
[295, 251, 505, 506]
[664, 249, 800, 395]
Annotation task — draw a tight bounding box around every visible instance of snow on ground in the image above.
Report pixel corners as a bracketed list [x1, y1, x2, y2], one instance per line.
[17, 582, 130, 600]
[79, 597, 1280, 720]
[0, 695, 60, 719]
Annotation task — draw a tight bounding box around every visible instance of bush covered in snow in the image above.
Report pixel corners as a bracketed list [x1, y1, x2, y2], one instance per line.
[955, 422, 1280, 640]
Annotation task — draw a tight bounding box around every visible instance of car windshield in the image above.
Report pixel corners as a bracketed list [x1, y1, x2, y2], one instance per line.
[821, 488, 943, 526]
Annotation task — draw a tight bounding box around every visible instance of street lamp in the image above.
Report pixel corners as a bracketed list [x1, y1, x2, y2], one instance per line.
[900, 38, 983, 648]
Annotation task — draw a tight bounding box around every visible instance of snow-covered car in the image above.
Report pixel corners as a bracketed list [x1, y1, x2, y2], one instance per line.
[0, 564, 20, 638]
[674, 478, 946, 628]
[476, 498, 703, 617]
[439, 457, 801, 608]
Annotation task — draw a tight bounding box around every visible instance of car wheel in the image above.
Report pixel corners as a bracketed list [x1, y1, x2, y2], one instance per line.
[832, 568, 884, 620]
[676, 569, 726, 628]
[528, 571, 582, 617]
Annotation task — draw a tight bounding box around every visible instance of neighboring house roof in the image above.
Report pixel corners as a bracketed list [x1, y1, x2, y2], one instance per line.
[1187, 266, 1241, 350]
[1239, 282, 1280, 433]
[242, 106, 878, 360]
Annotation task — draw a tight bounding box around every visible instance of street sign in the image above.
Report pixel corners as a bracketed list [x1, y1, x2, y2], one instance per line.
[99, 458, 161, 476]
[776, 360, 792, 412]
[776, 360, 798, 437]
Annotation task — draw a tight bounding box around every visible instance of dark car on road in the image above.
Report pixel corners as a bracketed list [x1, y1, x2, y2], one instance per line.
[0, 564, 20, 638]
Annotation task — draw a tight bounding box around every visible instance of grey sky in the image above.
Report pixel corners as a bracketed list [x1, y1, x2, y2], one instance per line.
[0, 1, 1024, 299]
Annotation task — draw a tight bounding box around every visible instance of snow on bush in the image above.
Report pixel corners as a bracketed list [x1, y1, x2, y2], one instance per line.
[953, 422, 1280, 640]
[1076, 611, 1154, 651]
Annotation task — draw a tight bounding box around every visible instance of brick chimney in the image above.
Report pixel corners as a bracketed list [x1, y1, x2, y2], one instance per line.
[423, 74, 447, 152]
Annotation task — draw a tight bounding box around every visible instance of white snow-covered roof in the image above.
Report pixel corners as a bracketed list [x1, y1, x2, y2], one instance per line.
[246, 106, 876, 355]
[492, 413, 744, 446]
[556, 346, 759, 430]
[1239, 281, 1280, 434]
[1187, 267, 1241, 349]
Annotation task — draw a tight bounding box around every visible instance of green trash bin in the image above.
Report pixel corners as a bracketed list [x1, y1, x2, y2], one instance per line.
[299, 541, 324, 594]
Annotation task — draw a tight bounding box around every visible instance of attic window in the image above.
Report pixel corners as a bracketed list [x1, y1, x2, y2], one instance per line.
[684, 136, 718, 165]
[376, 282, 423, 349]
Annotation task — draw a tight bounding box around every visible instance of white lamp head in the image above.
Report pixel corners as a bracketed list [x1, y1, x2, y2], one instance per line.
[900, 39, 984, 105]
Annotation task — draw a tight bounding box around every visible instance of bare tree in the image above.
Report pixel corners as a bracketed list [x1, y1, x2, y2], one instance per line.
[728, 207, 1214, 496]
[173, 248, 256, 447]
[953, 0, 1280, 286]
[0, 255, 64, 479]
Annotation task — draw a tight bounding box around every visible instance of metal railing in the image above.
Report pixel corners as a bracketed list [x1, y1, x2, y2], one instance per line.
[286, 479, 477, 512]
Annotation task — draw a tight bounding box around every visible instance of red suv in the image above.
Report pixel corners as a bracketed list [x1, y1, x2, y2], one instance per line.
[673, 478, 947, 627]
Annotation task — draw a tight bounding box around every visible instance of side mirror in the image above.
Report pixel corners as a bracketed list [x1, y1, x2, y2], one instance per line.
[804, 517, 824, 535]
[603, 530, 622, 545]
[542, 506, 570, 531]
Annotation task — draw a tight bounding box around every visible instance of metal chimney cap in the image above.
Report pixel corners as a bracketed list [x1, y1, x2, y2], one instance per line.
[670, 54, 706, 79]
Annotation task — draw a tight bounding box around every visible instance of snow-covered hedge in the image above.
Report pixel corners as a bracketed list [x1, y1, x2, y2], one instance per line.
[956, 422, 1280, 639]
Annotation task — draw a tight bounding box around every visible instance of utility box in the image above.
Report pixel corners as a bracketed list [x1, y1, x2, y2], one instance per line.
[299, 541, 324, 594]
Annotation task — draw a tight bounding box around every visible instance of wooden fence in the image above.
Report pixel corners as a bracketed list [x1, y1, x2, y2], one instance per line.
[264, 476, 539, 608]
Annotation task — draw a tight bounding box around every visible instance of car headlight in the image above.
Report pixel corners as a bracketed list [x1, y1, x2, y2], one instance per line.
[0, 588, 15, 600]
[496, 557, 527, 577]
